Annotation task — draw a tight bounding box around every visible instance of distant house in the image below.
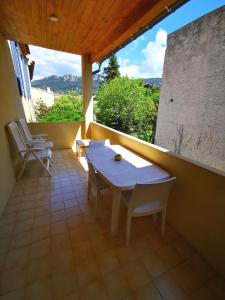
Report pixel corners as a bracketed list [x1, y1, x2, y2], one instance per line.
[9, 41, 35, 121]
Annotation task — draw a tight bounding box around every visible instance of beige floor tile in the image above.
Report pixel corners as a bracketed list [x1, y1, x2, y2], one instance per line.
[60, 291, 80, 300]
[103, 268, 131, 299]
[0, 213, 17, 227]
[51, 270, 79, 299]
[0, 267, 26, 294]
[72, 239, 94, 262]
[5, 247, 28, 270]
[114, 246, 138, 265]
[10, 231, 31, 250]
[14, 219, 33, 234]
[50, 220, 68, 235]
[32, 225, 50, 242]
[25, 280, 52, 300]
[134, 281, 163, 300]
[27, 256, 51, 283]
[29, 238, 50, 260]
[172, 239, 194, 260]
[51, 248, 76, 273]
[51, 210, 67, 223]
[207, 276, 225, 300]
[154, 244, 183, 269]
[96, 249, 120, 275]
[170, 262, 203, 294]
[122, 261, 151, 291]
[17, 209, 34, 222]
[187, 285, 216, 300]
[187, 254, 215, 283]
[34, 214, 51, 227]
[154, 271, 187, 300]
[69, 226, 89, 244]
[0, 288, 24, 300]
[0, 224, 15, 239]
[51, 233, 71, 251]
[76, 256, 100, 287]
[140, 248, 169, 278]
[79, 279, 108, 300]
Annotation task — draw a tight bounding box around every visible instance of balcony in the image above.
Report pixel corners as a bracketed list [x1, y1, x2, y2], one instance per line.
[0, 121, 224, 299]
[0, 1, 225, 298]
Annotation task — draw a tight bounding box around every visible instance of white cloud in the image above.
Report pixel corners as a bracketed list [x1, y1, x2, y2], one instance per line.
[119, 28, 167, 78]
[29, 46, 81, 80]
[142, 28, 167, 77]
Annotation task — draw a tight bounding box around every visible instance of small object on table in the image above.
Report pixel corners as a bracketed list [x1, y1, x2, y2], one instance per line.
[114, 154, 122, 161]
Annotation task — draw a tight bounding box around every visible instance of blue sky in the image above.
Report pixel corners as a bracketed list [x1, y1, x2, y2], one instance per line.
[30, 0, 225, 80]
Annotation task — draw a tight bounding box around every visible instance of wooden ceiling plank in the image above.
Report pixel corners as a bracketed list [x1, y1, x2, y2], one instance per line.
[80, 0, 131, 52]
[86, 0, 140, 47]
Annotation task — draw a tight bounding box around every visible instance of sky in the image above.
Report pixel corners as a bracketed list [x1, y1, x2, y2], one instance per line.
[29, 0, 225, 80]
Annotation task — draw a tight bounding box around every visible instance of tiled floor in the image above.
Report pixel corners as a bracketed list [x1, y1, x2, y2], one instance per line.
[0, 149, 224, 300]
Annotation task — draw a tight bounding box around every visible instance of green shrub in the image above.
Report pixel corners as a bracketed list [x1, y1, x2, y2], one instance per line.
[36, 91, 83, 122]
[96, 77, 159, 143]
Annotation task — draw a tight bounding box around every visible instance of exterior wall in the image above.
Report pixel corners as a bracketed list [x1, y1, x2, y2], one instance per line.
[90, 121, 225, 277]
[28, 121, 85, 149]
[31, 87, 55, 107]
[155, 6, 225, 172]
[0, 36, 25, 215]
[9, 41, 35, 122]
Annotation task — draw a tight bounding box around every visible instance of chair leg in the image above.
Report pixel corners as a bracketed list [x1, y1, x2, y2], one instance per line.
[94, 190, 100, 219]
[126, 214, 132, 246]
[161, 209, 166, 237]
[88, 180, 93, 202]
[17, 160, 27, 180]
[33, 153, 52, 176]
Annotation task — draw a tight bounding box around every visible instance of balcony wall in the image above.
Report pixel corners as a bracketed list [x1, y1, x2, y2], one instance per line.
[28, 121, 85, 149]
[90, 121, 225, 277]
[0, 36, 26, 215]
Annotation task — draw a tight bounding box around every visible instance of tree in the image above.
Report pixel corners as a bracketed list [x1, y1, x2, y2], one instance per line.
[35, 91, 83, 122]
[96, 76, 159, 143]
[102, 54, 120, 83]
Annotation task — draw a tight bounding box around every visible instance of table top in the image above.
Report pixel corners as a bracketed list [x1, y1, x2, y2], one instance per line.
[85, 144, 170, 190]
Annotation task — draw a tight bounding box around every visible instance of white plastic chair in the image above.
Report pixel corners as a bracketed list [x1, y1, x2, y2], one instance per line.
[87, 160, 109, 218]
[122, 177, 176, 245]
[18, 118, 53, 149]
[89, 139, 110, 147]
[8, 122, 53, 180]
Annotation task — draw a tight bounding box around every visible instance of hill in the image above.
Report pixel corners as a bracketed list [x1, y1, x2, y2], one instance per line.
[31, 74, 161, 94]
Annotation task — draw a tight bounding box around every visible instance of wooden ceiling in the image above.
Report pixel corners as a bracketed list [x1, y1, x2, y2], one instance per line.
[0, 0, 187, 62]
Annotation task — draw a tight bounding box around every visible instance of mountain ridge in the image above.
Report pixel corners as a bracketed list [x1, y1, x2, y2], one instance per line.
[31, 74, 161, 94]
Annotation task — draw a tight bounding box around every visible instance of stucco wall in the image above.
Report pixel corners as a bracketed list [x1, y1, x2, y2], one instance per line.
[28, 121, 84, 150]
[91, 121, 225, 277]
[0, 36, 25, 215]
[155, 6, 225, 172]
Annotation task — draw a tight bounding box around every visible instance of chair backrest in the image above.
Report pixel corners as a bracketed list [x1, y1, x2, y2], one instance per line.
[130, 177, 176, 211]
[8, 122, 27, 157]
[89, 139, 110, 147]
[87, 160, 103, 188]
[18, 118, 32, 142]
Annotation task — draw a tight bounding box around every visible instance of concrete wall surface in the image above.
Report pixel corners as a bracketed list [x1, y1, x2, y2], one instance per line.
[0, 36, 25, 215]
[28, 121, 84, 150]
[155, 6, 225, 172]
[91, 121, 225, 277]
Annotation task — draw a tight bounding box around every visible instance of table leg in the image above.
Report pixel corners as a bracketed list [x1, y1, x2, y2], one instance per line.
[110, 189, 122, 236]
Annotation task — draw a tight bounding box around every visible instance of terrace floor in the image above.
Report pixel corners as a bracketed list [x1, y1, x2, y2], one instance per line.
[0, 149, 225, 300]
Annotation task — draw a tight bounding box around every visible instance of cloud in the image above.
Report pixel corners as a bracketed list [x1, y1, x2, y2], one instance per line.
[29, 46, 81, 80]
[142, 28, 167, 77]
[119, 28, 167, 78]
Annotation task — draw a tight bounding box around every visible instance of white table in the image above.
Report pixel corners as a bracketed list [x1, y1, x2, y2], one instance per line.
[85, 144, 170, 235]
